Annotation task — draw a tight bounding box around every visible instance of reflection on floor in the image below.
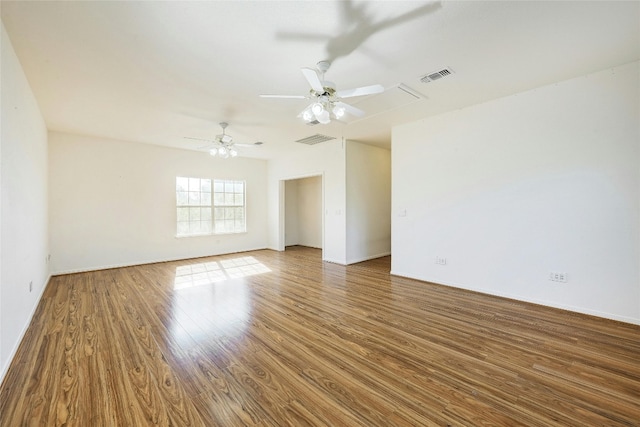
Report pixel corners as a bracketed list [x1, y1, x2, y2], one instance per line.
[174, 256, 271, 289]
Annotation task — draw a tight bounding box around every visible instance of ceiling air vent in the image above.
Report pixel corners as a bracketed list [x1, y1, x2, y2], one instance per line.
[295, 134, 336, 145]
[420, 68, 454, 83]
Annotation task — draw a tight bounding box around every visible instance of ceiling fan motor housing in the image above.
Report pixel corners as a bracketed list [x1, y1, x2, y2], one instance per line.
[311, 81, 336, 98]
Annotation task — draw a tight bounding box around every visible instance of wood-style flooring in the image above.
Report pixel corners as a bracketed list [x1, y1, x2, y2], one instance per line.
[1, 246, 639, 426]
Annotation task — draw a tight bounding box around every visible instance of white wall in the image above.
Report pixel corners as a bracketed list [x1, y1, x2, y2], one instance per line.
[284, 176, 322, 248]
[297, 176, 322, 248]
[49, 132, 268, 273]
[346, 141, 391, 264]
[392, 61, 640, 324]
[268, 140, 345, 263]
[284, 179, 299, 246]
[0, 23, 49, 380]
[268, 139, 392, 264]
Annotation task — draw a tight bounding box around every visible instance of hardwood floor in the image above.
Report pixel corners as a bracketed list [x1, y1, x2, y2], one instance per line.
[1, 246, 639, 426]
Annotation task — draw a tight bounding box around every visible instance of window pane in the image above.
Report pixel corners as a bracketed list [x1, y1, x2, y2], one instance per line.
[188, 191, 200, 206]
[176, 177, 189, 192]
[176, 191, 188, 206]
[177, 176, 215, 237]
[191, 221, 203, 234]
[177, 207, 189, 221]
[201, 208, 212, 221]
[235, 207, 244, 220]
[199, 179, 246, 235]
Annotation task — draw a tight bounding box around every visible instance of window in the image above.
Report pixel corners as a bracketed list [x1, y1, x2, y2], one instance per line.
[213, 179, 246, 234]
[176, 177, 212, 236]
[176, 177, 246, 236]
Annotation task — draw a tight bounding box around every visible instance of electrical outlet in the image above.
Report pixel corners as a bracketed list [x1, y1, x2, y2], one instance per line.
[435, 257, 447, 265]
[549, 272, 568, 283]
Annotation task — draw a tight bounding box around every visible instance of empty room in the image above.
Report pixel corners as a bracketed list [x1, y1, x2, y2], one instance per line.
[1, 1, 639, 426]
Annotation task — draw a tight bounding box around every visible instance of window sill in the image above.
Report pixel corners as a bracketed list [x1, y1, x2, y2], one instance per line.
[175, 231, 248, 239]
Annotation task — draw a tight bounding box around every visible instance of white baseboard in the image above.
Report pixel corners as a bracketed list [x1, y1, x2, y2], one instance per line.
[390, 270, 640, 326]
[322, 258, 346, 265]
[346, 251, 391, 265]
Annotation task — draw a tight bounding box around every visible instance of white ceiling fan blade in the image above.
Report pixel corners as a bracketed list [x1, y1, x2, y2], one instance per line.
[335, 101, 365, 117]
[259, 94, 307, 99]
[336, 84, 384, 98]
[234, 143, 261, 148]
[184, 136, 217, 143]
[301, 67, 324, 93]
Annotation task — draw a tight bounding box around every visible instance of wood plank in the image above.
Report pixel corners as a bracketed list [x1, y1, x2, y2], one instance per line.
[1, 247, 639, 426]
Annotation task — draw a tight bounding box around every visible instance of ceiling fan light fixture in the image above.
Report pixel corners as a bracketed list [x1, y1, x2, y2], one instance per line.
[188, 122, 256, 159]
[316, 109, 331, 124]
[302, 108, 313, 122]
[262, 60, 384, 125]
[311, 102, 324, 115]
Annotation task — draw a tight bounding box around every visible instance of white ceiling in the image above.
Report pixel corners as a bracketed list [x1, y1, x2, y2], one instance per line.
[2, 1, 639, 159]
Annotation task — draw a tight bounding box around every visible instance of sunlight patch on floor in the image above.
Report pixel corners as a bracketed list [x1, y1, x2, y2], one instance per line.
[173, 256, 270, 289]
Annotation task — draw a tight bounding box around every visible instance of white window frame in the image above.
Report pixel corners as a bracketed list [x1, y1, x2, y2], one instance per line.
[213, 179, 246, 234]
[176, 177, 213, 237]
[176, 177, 246, 237]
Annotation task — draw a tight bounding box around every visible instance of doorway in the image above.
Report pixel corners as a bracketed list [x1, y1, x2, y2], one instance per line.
[284, 175, 323, 252]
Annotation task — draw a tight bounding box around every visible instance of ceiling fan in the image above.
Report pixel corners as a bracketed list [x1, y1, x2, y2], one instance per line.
[260, 60, 384, 124]
[184, 122, 263, 158]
